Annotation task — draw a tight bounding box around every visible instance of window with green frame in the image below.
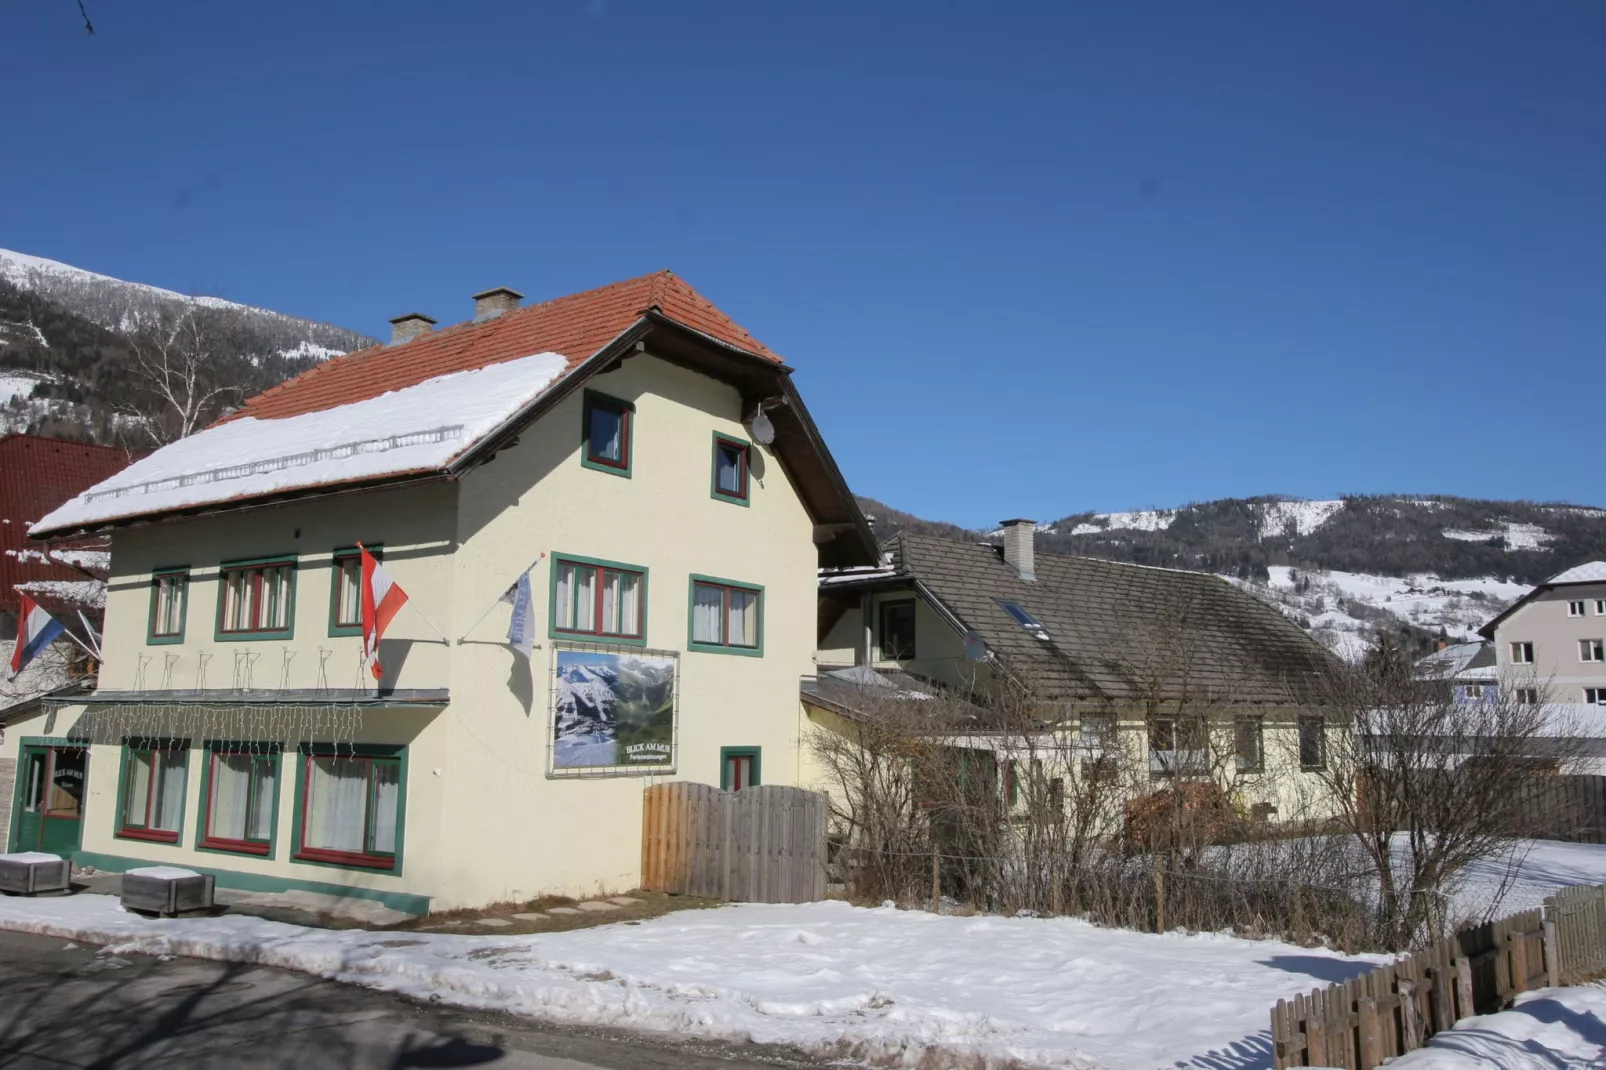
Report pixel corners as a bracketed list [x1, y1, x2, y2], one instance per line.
[148, 567, 189, 644]
[216, 555, 297, 640]
[117, 740, 189, 844]
[688, 575, 763, 655]
[581, 390, 633, 476]
[720, 747, 761, 791]
[292, 744, 405, 871]
[197, 743, 280, 856]
[550, 555, 647, 643]
[328, 545, 379, 637]
[710, 432, 751, 505]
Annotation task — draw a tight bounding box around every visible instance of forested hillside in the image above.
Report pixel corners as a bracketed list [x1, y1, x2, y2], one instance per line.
[0, 249, 375, 445]
[857, 494, 1606, 653]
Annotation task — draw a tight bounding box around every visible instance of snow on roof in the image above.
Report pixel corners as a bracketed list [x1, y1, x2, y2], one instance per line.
[1549, 561, 1606, 585]
[31, 351, 571, 535]
[16, 579, 106, 608]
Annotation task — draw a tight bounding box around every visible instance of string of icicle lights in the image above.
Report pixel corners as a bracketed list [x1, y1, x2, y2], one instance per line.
[46, 701, 365, 757]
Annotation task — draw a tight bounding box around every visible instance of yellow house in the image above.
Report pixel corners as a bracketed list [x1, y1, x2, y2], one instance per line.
[805, 522, 1344, 824]
[3, 272, 874, 913]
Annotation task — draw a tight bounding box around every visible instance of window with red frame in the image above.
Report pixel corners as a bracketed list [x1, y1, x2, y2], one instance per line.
[296, 751, 401, 870]
[218, 560, 295, 636]
[118, 743, 188, 842]
[712, 435, 749, 503]
[582, 393, 632, 472]
[201, 750, 277, 855]
[553, 559, 644, 640]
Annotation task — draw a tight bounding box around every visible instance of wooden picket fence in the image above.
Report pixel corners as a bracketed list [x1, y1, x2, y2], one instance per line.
[641, 781, 828, 904]
[1271, 886, 1606, 1069]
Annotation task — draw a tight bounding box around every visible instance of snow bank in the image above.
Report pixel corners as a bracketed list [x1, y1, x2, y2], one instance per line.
[1443, 524, 1552, 552]
[1391, 984, 1606, 1069]
[0, 895, 1385, 1069]
[32, 351, 571, 535]
[1257, 500, 1344, 539]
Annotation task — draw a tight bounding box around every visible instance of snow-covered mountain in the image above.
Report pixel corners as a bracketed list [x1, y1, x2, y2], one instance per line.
[0, 249, 370, 355]
[0, 248, 375, 443]
[861, 494, 1606, 656]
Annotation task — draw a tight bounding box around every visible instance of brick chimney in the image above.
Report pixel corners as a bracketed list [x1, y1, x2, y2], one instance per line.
[472, 287, 523, 322]
[389, 313, 436, 345]
[1000, 518, 1036, 582]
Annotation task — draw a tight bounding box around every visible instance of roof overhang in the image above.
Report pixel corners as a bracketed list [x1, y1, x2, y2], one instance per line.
[67, 688, 451, 708]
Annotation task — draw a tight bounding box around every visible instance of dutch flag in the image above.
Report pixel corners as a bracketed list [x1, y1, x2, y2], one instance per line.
[9, 594, 66, 678]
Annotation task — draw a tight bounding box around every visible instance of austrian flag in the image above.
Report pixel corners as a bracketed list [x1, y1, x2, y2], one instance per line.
[360, 545, 409, 680]
[9, 594, 66, 678]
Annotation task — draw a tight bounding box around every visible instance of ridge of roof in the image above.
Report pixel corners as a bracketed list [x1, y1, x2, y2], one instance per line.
[227, 270, 782, 425]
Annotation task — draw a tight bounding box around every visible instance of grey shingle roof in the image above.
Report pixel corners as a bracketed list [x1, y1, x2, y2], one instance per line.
[886, 533, 1339, 706]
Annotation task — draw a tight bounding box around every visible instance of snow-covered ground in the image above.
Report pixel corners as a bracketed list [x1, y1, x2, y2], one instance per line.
[1442, 523, 1552, 552]
[1231, 565, 1529, 657]
[1453, 839, 1606, 917]
[1070, 509, 1178, 535]
[0, 894, 1386, 1070]
[1391, 983, 1606, 1069]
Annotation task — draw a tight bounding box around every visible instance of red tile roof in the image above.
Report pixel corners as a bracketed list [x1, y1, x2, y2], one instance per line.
[232, 270, 781, 423]
[0, 435, 136, 618]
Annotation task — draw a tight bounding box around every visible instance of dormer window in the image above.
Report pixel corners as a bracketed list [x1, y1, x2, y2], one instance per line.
[999, 600, 1049, 640]
[581, 391, 633, 477]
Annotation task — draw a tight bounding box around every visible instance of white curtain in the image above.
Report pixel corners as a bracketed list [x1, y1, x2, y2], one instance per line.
[693, 585, 723, 643]
[152, 751, 186, 832]
[727, 589, 758, 646]
[554, 563, 575, 630]
[249, 761, 276, 841]
[209, 755, 252, 840]
[337, 559, 361, 625]
[716, 446, 742, 494]
[265, 567, 289, 629]
[602, 571, 619, 633]
[370, 763, 400, 855]
[617, 573, 640, 635]
[125, 751, 153, 826]
[573, 566, 597, 631]
[306, 757, 367, 852]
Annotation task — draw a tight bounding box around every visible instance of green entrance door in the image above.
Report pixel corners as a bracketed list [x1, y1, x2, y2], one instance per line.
[11, 746, 88, 855]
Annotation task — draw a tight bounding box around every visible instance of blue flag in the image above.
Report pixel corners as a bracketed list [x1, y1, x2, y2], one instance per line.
[504, 570, 534, 660]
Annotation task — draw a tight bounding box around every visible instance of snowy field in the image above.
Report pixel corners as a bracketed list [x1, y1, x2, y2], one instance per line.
[1392, 983, 1606, 1069]
[0, 894, 1386, 1070]
[1453, 839, 1606, 917]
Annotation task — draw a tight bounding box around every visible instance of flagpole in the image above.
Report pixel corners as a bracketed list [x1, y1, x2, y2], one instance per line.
[407, 600, 451, 645]
[77, 610, 103, 660]
[458, 553, 545, 641]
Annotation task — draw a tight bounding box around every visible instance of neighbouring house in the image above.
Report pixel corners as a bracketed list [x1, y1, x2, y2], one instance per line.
[0, 433, 131, 633]
[1415, 640, 1500, 703]
[2, 272, 875, 913]
[1479, 562, 1606, 713]
[804, 521, 1344, 823]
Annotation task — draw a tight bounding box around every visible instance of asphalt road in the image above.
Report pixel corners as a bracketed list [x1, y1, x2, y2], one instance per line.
[0, 930, 824, 1070]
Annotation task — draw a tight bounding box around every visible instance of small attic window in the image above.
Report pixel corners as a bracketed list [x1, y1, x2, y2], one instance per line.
[999, 600, 1049, 640]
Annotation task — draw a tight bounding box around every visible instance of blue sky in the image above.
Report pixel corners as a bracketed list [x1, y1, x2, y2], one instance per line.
[3, 2, 1602, 527]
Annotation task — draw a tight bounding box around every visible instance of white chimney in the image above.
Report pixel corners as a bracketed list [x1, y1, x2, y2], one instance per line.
[472, 286, 523, 322]
[1000, 518, 1036, 581]
[388, 313, 436, 345]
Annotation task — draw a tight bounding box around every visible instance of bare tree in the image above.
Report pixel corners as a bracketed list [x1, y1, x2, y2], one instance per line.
[117, 307, 253, 446]
[1298, 632, 1581, 948]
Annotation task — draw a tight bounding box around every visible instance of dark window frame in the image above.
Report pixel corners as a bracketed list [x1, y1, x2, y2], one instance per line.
[581, 390, 634, 478]
[1298, 717, 1327, 771]
[688, 575, 764, 656]
[878, 599, 916, 661]
[215, 554, 298, 641]
[710, 432, 752, 506]
[328, 545, 380, 638]
[148, 566, 190, 644]
[1234, 715, 1265, 774]
[720, 746, 762, 792]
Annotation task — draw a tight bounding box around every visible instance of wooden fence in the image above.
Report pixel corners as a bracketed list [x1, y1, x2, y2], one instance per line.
[1271, 888, 1603, 1069]
[641, 782, 828, 904]
[1512, 775, 1606, 845]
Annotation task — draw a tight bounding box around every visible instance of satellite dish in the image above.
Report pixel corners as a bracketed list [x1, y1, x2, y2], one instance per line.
[962, 631, 987, 662]
[749, 409, 776, 446]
